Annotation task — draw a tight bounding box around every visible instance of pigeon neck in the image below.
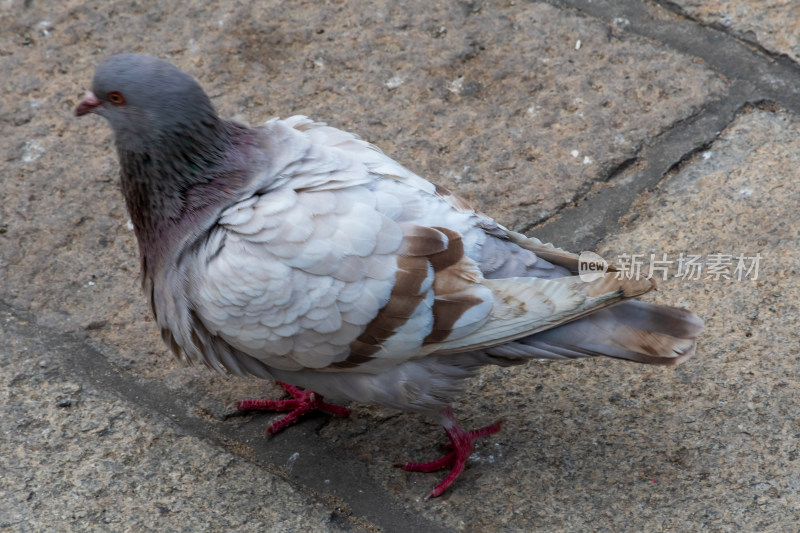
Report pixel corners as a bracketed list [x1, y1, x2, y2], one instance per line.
[117, 119, 252, 281]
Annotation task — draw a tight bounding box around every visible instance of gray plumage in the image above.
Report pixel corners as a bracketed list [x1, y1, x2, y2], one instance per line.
[76, 54, 703, 495]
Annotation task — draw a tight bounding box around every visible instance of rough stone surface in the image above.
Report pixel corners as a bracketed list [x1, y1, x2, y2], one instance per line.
[0, 314, 347, 533]
[594, 107, 800, 530]
[671, 0, 800, 62]
[1, 0, 799, 531]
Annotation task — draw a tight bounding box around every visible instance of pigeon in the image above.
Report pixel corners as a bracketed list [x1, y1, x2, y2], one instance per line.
[76, 54, 703, 498]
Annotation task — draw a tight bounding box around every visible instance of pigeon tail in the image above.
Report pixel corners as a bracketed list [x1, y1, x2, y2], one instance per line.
[486, 300, 704, 366]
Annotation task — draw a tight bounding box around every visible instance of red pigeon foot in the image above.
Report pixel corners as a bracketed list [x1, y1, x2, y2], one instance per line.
[397, 409, 503, 499]
[237, 381, 350, 435]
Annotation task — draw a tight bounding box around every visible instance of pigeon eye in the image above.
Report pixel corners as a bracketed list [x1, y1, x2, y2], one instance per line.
[107, 91, 125, 105]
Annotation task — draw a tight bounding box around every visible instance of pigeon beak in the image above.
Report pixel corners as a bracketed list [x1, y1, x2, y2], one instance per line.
[75, 91, 101, 116]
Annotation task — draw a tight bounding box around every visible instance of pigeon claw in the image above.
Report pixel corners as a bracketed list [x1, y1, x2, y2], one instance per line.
[397, 413, 504, 499]
[237, 381, 350, 436]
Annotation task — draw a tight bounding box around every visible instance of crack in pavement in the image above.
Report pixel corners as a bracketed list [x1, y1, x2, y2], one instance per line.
[533, 0, 800, 251]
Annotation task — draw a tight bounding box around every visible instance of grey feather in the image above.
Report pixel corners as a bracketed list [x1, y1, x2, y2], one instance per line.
[76, 54, 704, 420]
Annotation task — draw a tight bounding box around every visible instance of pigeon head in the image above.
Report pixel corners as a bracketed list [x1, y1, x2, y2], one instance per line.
[76, 54, 252, 278]
[75, 54, 220, 153]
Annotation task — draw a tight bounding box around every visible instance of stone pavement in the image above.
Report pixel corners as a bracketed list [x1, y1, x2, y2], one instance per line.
[1, 1, 798, 531]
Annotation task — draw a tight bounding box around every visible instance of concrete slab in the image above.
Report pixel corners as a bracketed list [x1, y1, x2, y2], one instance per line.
[0, 311, 349, 533]
[594, 106, 800, 530]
